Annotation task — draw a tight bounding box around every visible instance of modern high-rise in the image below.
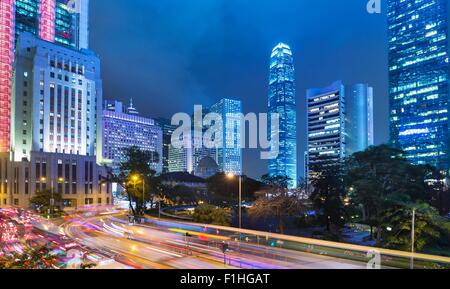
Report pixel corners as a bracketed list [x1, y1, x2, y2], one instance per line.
[268, 43, 297, 188]
[102, 100, 163, 175]
[210, 98, 243, 175]
[346, 84, 374, 155]
[388, 0, 450, 172]
[11, 32, 102, 163]
[307, 81, 346, 179]
[306, 81, 374, 179]
[0, 0, 89, 153]
[156, 118, 176, 173]
[168, 131, 192, 174]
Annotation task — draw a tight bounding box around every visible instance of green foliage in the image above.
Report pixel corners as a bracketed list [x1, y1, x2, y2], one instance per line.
[309, 164, 347, 236]
[249, 174, 305, 234]
[206, 173, 262, 205]
[30, 189, 63, 214]
[162, 185, 203, 206]
[118, 146, 163, 216]
[192, 204, 231, 226]
[0, 246, 58, 269]
[381, 202, 446, 251]
[344, 144, 450, 250]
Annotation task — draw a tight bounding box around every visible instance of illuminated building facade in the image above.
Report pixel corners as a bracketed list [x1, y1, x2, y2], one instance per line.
[0, 0, 15, 152]
[210, 98, 243, 176]
[102, 100, 163, 175]
[346, 83, 374, 155]
[306, 81, 346, 179]
[0, 0, 89, 153]
[155, 118, 175, 173]
[306, 81, 374, 179]
[1, 151, 111, 209]
[388, 0, 450, 171]
[11, 33, 102, 162]
[268, 43, 297, 188]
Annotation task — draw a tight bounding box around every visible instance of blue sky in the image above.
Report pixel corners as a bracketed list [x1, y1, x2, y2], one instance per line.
[90, 0, 388, 179]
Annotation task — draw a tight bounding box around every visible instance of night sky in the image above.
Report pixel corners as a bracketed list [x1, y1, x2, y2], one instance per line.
[90, 0, 389, 179]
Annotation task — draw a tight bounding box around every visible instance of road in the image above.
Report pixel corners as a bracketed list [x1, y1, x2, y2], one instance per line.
[62, 211, 369, 269]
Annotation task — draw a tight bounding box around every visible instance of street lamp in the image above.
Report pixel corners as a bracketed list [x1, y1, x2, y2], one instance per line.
[227, 173, 242, 230]
[411, 208, 416, 270]
[43, 177, 63, 216]
[131, 174, 145, 217]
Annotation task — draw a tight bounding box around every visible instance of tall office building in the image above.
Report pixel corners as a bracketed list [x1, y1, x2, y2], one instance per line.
[11, 32, 102, 162]
[2, 31, 110, 210]
[306, 81, 374, 179]
[268, 43, 297, 188]
[307, 81, 346, 179]
[210, 98, 242, 175]
[0, 0, 89, 153]
[102, 100, 163, 175]
[156, 118, 176, 173]
[0, 0, 15, 152]
[346, 84, 374, 155]
[388, 0, 450, 171]
[168, 131, 192, 173]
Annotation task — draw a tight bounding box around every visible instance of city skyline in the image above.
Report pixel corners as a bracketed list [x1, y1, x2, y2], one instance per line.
[90, 0, 389, 179]
[1, 0, 450, 272]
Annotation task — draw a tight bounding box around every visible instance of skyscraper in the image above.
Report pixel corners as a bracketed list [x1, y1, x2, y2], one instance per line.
[346, 83, 374, 155]
[210, 98, 243, 175]
[306, 81, 346, 179]
[11, 32, 102, 162]
[268, 43, 297, 188]
[0, 0, 15, 152]
[156, 118, 175, 173]
[0, 0, 89, 153]
[306, 81, 374, 179]
[3, 31, 110, 209]
[388, 0, 450, 171]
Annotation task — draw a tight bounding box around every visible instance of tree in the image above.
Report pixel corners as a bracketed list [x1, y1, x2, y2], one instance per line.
[249, 175, 305, 234]
[162, 185, 202, 206]
[30, 189, 63, 215]
[427, 168, 450, 216]
[344, 145, 440, 244]
[0, 246, 59, 269]
[192, 204, 231, 226]
[381, 201, 450, 251]
[206, 173, 262, 205]
[309, 164, 347, 237]
[118, 146, 162, 216]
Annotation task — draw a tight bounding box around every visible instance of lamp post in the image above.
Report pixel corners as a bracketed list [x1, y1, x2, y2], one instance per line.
[131, 174, 146, 218]
[42, 177, 62, 216]
[227, 173, 242, 230]
[411, 208, 416, 270]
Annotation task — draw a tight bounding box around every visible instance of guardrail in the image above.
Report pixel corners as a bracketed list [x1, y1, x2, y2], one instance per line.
[143, 214, 450, 269]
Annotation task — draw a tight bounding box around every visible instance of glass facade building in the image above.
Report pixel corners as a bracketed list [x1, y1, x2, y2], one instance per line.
[210, 98, 243, 175]
[345, 83, 374, 155]
[268, 43, 297, 188]
[388, 0, 450, 171]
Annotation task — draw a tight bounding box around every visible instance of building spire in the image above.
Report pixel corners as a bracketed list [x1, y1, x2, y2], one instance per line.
[127, 98, 139, 115]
